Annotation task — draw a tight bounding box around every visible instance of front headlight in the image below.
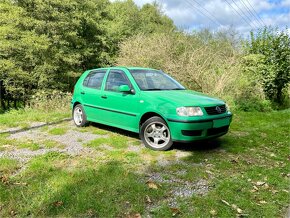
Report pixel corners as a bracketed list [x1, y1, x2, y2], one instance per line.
[176, 107, 203, 116]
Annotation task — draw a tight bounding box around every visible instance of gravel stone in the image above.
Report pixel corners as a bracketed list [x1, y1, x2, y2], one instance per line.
[1, 123, 107, 162]
[127, 144, 142, 152]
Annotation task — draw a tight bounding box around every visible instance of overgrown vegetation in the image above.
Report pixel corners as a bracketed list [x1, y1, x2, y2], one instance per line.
[0, 1, 289, 112]
[117, 28, 289, 111]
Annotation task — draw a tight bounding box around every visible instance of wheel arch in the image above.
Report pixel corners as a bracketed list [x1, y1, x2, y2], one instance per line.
[139, 112, 169, 129]
[73, 101, 81, 109]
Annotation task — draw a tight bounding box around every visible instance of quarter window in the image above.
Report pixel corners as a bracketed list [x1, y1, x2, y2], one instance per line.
[83, 71, 106, 89]
[105, 71, 131, 92]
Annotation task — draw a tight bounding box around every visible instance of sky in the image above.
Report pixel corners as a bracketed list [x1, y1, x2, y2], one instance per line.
[133, 0, 290, 35]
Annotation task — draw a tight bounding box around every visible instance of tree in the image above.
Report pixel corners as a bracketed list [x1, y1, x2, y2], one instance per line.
[0, 0, 176, 110]
[246, 27, 290, 105]
[0, 1, 50, 108]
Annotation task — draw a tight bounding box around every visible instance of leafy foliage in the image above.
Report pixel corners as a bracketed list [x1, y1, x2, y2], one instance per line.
[245, 27, 290, 106]
[0, 0, 175, 110]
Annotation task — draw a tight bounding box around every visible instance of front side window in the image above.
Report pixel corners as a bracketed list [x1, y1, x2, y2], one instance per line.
[130, 69, 185, 91]
[105, 70, 131, 92]
[83, 70, 106, 89]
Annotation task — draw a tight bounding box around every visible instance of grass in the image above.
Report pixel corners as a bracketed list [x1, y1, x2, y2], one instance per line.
[76, 125, 109, 135]
[48, 127, 68, 135]
[85, 134, 130, 149]
[0, 108, 70, 130]
[0, 135, 41, 151]
[0, 109, 289, 217]
[0, 158, 19, 174]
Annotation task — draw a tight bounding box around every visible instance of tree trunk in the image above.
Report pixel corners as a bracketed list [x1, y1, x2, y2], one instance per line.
[276, 87, 283, 104]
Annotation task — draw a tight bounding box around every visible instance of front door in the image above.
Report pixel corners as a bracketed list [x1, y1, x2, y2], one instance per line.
[100, 69, 140, 132]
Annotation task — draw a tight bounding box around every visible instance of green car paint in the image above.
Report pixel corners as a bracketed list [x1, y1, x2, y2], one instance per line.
[71, 67, 232, 146]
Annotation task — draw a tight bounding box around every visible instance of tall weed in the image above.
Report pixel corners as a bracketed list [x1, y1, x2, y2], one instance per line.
[27, 90, 71, 112]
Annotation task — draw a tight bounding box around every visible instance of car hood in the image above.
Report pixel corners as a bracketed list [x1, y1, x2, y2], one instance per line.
[141, 90, 225, 107]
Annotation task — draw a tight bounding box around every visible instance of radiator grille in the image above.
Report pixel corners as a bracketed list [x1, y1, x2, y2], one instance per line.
[204, 105, 226, 115]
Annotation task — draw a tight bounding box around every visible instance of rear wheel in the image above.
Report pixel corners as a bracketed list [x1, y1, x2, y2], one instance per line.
[140, 116, 173, 151]
[73, 104, 88, 127]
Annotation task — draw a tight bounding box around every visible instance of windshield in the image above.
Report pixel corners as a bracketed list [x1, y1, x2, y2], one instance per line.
[130, 69, 185, 91]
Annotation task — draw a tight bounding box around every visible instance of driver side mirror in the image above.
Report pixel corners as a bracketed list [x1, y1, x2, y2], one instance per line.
[119, 85, 131, 93]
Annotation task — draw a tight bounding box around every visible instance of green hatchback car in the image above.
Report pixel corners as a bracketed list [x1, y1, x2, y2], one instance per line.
[71, 67, 232, 150]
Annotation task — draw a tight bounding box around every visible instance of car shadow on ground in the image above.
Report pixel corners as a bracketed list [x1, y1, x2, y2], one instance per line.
[172, 139, 222, 152]
[89, 122, 223, 152]
[90, 122, 140, 139]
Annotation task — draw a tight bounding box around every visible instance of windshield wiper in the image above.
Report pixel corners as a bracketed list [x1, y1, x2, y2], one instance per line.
[169, 88, 186, 90]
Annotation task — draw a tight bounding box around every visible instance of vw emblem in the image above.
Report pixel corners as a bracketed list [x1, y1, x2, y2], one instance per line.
[216, 106, 222, 113]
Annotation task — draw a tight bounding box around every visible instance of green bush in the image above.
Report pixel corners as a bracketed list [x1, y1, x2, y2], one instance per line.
[245, 27, 290, 106]
[28, 90, 71, 112]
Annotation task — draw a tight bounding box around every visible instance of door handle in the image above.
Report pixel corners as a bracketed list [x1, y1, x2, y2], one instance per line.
[101, 95, 107, 99]
[80, 91, 85, 95]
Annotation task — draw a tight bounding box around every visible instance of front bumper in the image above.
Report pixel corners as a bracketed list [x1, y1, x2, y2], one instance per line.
[167, 113, 233, 142]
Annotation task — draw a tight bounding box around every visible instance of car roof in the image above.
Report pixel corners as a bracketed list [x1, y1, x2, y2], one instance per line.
[88, 67, 159, 71]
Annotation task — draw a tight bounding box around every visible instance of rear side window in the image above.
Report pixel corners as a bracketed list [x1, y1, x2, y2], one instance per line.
[83, 70, 106, 89]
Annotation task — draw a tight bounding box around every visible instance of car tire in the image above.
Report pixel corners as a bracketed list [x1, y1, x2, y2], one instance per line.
[73, 104, 89, 127]
[140, 116, 173, 151]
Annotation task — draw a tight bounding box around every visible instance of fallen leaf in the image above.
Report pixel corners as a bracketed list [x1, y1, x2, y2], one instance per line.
[221, 199, 230, 206]
[1, 175, 9, 184]
[10, 210, 17, 216]
[170, 207, 181, 216]
[133, 213, 141, 218]
[237, 208, 243, 214]
[86, 209, 95, 217]
[13, 182, 27, 186]
[232, 204, 238, 209]
[126, 213, 142, 218]
[263, 183, 269, 189]
[53, 201, 63, 207]
[253, 185, 259, 191]
[206, 170, 214, 175]
[259, 200, 267, 204]
[210, 209, 217, 216]
[145, 195, 152, 203]
[256, 181, 265, 186]
[146, 180, 158, 189]
[230, 159, 238, 164]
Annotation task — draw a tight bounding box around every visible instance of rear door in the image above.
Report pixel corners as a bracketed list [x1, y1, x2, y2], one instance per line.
[81, 69, 108, 122]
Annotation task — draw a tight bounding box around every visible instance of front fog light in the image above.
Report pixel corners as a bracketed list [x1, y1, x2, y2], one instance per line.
[176, 107, 203, 116]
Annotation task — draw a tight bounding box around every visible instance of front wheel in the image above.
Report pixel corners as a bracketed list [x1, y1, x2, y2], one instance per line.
[140, 116, 173, 151]
[73, 104, 88, 127]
